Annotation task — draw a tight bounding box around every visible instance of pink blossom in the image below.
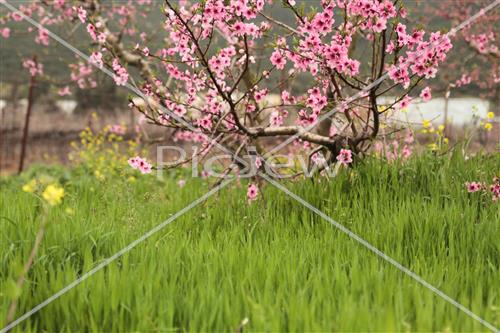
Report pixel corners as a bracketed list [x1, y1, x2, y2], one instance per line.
[112, 59, 129, 86]
[404, 131, 414, 144]
[453, 74, 472, 88]
[270, 111, 283, 126]
[491, 183, 500, 201]
[254, 88, 268, 103]
[22, 59, 43, 77]
[35, 28, 49, 46]
[97, 32, 107, 44]
[109, 124, 126, 135]
[12, 12, 23, 22]
[76, 6, 87, 23]
[1, 28, 10, 39]
[420, 87, 432, 102]
[401, 145, 412, 159]
[466, 182, 482, 193]
[336, 149, 353, 165]
[197, 115, 213, 131]
[398, 96, 412, 110]
[58, 86, 71, 96]
[177, 179, 186, 188]
[86, 23, 97, 41]
[270, 50, 286, 70]
[128, 156, 152, 174]
[247, 183, 259, 202]
[90, 51, 103, 68]
[490, 178, 500, 202]
[311, 152, 326, 165]
[385, 41, 395, 53]
[254, 157, 262, 169]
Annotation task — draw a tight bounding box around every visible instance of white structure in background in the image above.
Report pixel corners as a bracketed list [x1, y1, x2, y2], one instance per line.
[56, 100, 78, 115]
[0, 99, 6, 112]
[18, 98, 28, 110]
[378, 97, 490, 127]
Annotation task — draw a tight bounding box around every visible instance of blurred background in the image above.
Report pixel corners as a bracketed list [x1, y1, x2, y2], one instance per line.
[0, 1, 498, 175]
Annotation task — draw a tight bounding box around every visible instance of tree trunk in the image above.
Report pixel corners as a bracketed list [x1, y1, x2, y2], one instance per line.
[18, 57, 37, 174]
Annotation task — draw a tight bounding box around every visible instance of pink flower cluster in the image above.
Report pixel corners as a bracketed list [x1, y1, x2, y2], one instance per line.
[466, 33, 497, 55]
[112, 59, 129, 86]
[388, 30, 452, 88]
[35, 28, 49, 46]
[22, 59, 43, 77]
[270, 110, 286, 127]
[58, 86, 71, 96]
[109, 124, 126, 135]
[397, 95, 412, 110]
[128, 156, 152, 174]
[70, 63, 96, 89]
[466, 178, 500, 202]
[270, 50, 286, 70]
[90, 51, 103, 68]
[452, 74, 472, 88]
[373, 130, 414, 161]
[336, 149, 353, 166]
[247, 183, 259, 202]
[420, 87, 432, 102]
[1, 27, 10, 39]
[491, 180, 500, 202]
[208, 46, 236, 79]
[466, 182, 483, 193]
[75, 6, 87, 23]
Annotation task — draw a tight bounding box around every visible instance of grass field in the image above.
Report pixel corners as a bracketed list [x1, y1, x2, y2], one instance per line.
[1, 151, 499, 332]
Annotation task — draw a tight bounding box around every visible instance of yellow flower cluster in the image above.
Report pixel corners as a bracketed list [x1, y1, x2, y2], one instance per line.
[42, 185, 65, 206]
[22, 179, 37, 193]
[69, 118, 147, 181]
[480, 111, 495, 131]
[419, 119, 449, 151]
[22, 179, 65, 206]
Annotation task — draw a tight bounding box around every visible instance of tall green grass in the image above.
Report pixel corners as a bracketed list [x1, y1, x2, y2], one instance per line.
[1, 152, 499, 332]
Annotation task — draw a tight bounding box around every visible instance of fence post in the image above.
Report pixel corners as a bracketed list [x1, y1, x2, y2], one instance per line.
[18, 56, 37, 174]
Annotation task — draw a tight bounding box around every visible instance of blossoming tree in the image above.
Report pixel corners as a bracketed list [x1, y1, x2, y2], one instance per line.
[2, 0, 457, 172]
[416, 0, 498, 102]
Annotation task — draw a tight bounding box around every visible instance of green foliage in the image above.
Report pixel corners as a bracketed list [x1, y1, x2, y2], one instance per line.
[0, 152, 499, 332]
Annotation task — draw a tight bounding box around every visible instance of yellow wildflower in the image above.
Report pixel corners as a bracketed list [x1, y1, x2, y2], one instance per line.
[422, 119, 431, 129]
[484, 123, 493, 131]
[94, 170, 105, 181]
[22, 179, 37, 193]
[42, 184, 65, 206]
[428, 143, 438, 151]
[487, 112, 494, 119]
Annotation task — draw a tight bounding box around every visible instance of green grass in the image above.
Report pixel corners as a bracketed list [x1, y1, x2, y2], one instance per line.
[1, 152, 499, 332]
